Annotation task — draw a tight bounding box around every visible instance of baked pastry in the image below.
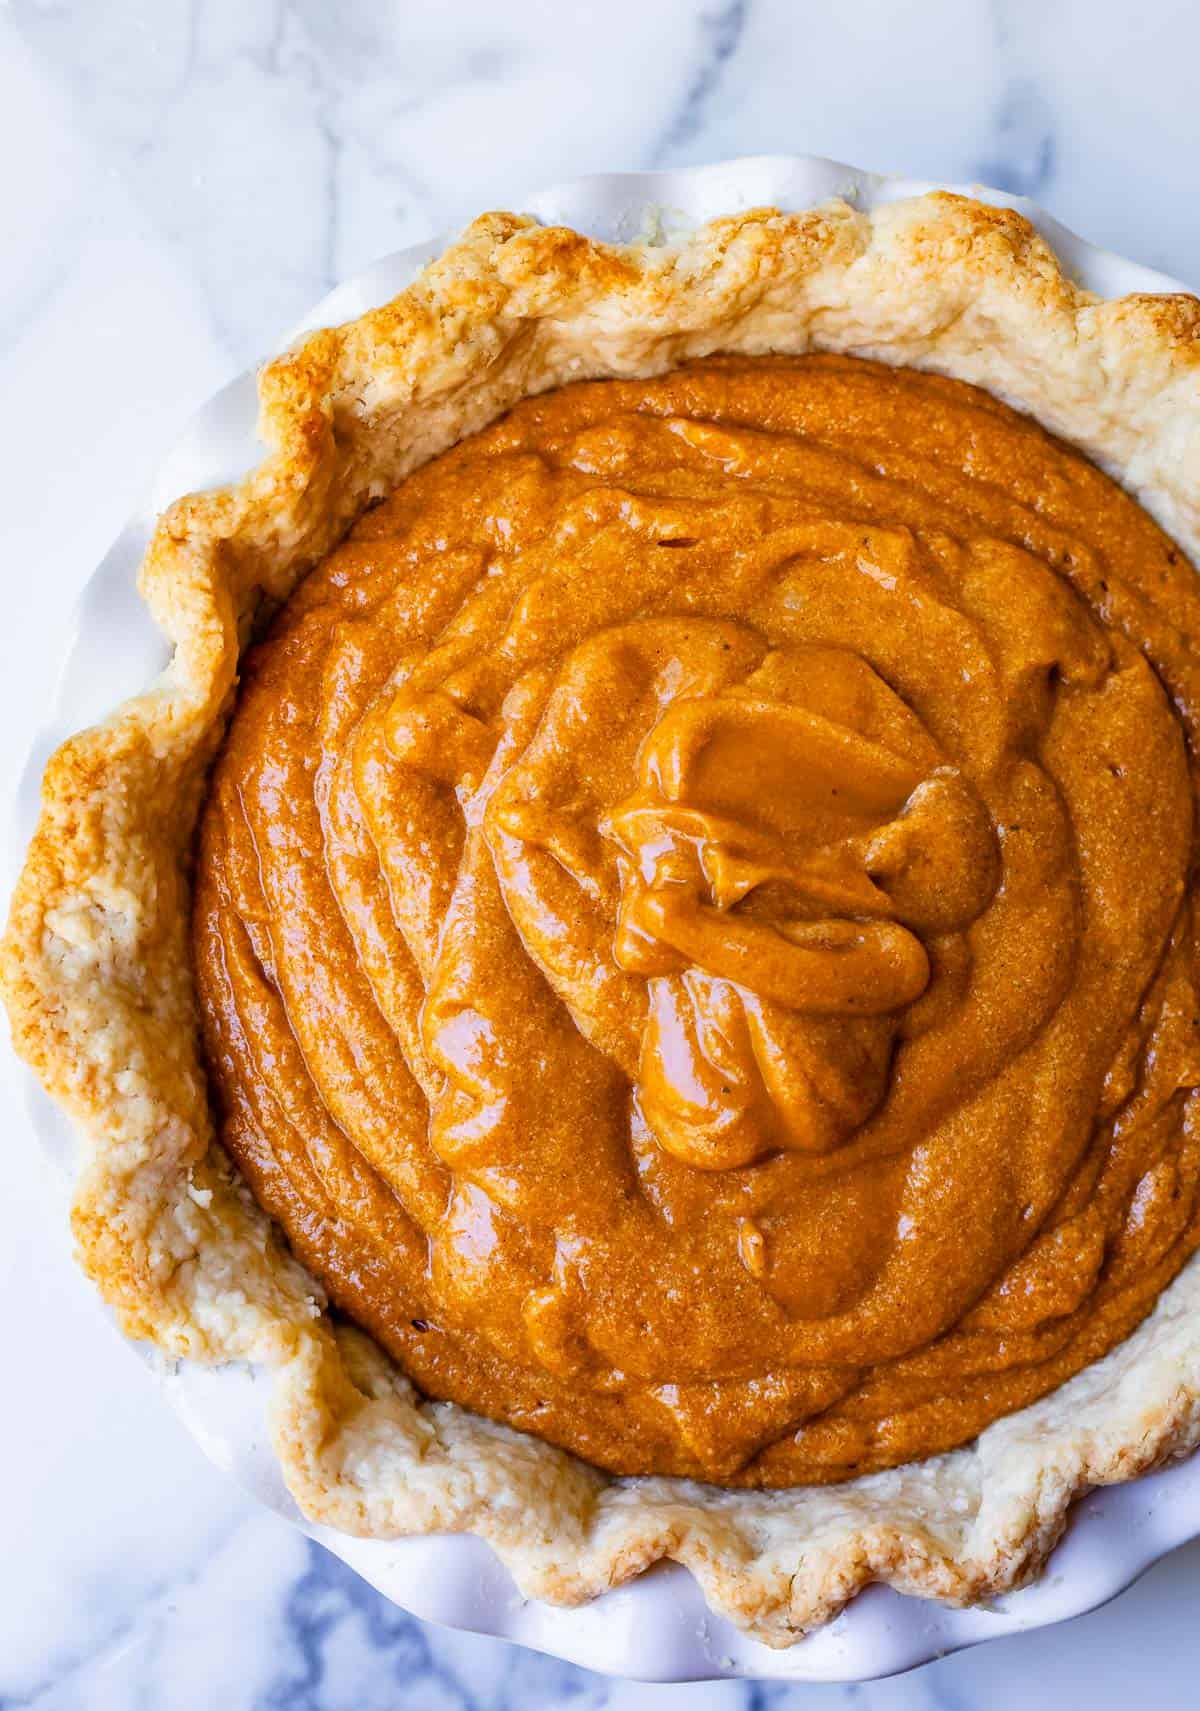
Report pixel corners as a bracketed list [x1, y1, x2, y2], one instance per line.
[7, 191, 1200, 1645]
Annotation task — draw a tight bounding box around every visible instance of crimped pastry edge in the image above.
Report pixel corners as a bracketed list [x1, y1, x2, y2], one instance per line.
[5, 191, 1200, 1647]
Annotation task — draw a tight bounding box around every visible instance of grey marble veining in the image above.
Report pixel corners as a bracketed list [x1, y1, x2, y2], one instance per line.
[4, 3, 1200, 1705]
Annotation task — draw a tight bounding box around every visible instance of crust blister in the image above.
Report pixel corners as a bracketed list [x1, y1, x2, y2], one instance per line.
[5, 192, 1200, 1645]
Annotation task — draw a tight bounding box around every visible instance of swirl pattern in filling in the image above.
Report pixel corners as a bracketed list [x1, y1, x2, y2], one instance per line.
[194, 354, 1200, 1484]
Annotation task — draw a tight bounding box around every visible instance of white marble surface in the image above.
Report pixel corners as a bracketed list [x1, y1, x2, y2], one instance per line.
[4, 1, 1200, 1705]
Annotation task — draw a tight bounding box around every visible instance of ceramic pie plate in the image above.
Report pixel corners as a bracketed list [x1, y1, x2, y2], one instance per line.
[13, 156, 1200, 1684]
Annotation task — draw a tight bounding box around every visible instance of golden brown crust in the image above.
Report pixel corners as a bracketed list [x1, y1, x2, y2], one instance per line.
[6, 191, 1200, 1644]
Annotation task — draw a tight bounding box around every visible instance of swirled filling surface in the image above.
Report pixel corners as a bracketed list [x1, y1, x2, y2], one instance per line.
[194, 355, 1200, 1484]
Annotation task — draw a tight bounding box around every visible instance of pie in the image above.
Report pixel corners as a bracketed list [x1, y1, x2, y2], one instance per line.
[7, 191, 1200, 1645]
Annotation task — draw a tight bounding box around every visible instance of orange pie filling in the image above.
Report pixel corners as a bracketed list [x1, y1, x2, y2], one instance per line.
[193, 354, 1200, 1485]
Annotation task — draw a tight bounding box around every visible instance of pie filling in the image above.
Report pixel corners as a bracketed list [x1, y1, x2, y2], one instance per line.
[193, 354, 1200, 1486]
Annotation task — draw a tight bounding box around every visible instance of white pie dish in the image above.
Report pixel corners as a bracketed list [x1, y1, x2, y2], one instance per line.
[12, 154, 1200, 1684]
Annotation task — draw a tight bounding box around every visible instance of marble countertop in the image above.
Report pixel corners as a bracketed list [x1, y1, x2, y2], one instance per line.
[4, 2, 1200, 1705]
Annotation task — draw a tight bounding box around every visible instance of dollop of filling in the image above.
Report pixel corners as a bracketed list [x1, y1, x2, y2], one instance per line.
[194, 355, 1200, 1484]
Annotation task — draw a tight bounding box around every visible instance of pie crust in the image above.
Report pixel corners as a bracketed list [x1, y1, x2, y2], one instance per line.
[6, 191, 1200, 1646]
